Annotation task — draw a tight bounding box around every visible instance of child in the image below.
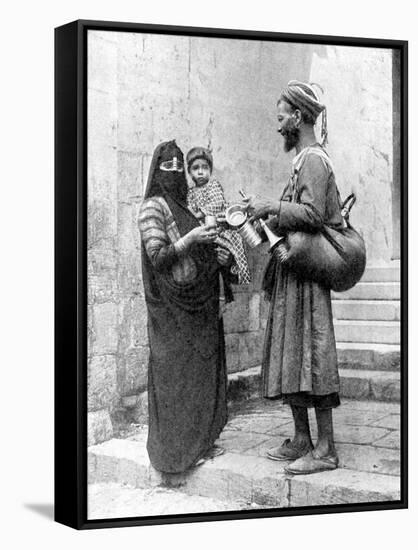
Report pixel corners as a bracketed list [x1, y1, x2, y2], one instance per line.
[186, 147, 251, 285]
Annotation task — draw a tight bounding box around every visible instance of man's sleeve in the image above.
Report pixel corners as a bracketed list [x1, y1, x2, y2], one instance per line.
[274, 153, 330, 232]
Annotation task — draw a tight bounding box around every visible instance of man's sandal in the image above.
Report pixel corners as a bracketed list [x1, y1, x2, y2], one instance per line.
[266, 438, 313, 461]
[284, 451, 339, 475]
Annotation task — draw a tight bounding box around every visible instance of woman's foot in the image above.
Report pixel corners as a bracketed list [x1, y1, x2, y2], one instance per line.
[194, 445, 225, 467]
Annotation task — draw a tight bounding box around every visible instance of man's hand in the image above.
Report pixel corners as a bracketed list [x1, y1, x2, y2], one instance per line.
[245, 195, 280, 220]
[215, 246, 232, 266]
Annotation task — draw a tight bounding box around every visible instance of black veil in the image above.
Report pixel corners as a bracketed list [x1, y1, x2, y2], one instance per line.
[144, 140, 198, 237]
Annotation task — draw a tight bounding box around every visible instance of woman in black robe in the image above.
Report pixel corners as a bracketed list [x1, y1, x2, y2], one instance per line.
[138, 140, 235, 473]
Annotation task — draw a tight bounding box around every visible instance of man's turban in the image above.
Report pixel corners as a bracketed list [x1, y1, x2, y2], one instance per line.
[280, 80, 328, 144]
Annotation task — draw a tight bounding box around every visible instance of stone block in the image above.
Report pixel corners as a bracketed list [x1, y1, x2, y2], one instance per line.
[339, 371, 371, 400]
[332, 282, 400, 301]
[117, 202, 142, 253]
[88, 248, 118, 305]
[289, 469, 400, 507]
[118, 347, 149, 396]
[239, 331, 264, 369]
[361, 266, 400, 282]
[117, 94, 149, 154]
[117, 151, 142, 203]
[370, 372, 401, 401]
[182, 465, 230, 502]
[248, 293, 260, 331]
[118, 295, 148, 354]
[88, 355, 118, 411]
[227, 366, 262, 402]
[88, 410, 113, 446]
[225, 333, 240, 373]
[121, 395, 138, 408]
[88, 89, 117, 153]
[88, 32, 118, 94]
[223, 292, 251, 333]
[332, 299, 400, 321]
[249, 461, 289, 508]
[126, 391, 149, 425]
[337, 443, 400, 476]
[334, 320, 400, 345]
[374, 347, 401, 371]
[117, 251, 143, 297]
[88, 198, 117, 250]
[89, 438, 149, 487]
[89, 302, 119, 355]
[336, 342, 400, 371]
[140, 154, 154, 195]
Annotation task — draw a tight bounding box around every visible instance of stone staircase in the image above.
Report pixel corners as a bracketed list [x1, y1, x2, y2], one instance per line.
[331, 263, 401, 402]
[227, 264, 401, 404]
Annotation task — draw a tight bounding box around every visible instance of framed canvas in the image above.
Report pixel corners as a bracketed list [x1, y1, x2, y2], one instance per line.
[55, 19, 408, 529]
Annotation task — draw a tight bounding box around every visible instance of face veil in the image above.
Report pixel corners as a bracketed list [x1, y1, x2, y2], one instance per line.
[144, 140, 199, 237]
[144, 140, 188, 203]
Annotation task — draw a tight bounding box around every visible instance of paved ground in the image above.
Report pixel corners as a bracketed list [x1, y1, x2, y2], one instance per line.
[220, 398, 401, 475]
[88, 397, 401, 518]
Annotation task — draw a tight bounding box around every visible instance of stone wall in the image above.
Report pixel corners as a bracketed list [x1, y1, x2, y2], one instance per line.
[310, 46, 395, 265]
[87, 31, 395, 445]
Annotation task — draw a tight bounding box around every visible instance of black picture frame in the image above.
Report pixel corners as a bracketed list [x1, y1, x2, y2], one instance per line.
[55, 19, 408, 530]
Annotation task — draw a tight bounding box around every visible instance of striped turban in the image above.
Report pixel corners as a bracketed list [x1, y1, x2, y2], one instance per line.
[279, 80, 328, 144]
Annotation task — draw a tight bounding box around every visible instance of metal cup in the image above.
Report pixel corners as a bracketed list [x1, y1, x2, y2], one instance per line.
[205, 214, 217, 229]
[225, 204, 247, 228]
[238, 220, 262, 248]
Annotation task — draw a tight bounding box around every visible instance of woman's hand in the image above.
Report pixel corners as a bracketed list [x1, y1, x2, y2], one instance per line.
[186, 225, 218, 245]
[215, 246, 232, 266]
[245, 195, 280, 220]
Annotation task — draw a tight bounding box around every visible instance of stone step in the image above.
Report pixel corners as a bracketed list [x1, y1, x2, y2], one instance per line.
[339, 368, 400, 402]
[88, 482, 250, 519]
[227, 365, 400, 402]
[88, 430, 400, 510]
[332, 300, 400, 321]
[332, 282, 400, 301]
[334, 320, 400, 345]
[361, 265, 400, 283]
[336, 342, 400, 371]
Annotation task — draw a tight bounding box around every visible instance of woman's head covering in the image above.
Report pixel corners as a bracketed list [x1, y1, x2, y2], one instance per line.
[144, 140, 188, 203]
[279, 80, 328, 145]
[186, 147, 213, 172]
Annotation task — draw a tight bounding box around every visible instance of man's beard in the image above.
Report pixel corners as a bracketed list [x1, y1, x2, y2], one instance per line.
[283, 126, 300, 152]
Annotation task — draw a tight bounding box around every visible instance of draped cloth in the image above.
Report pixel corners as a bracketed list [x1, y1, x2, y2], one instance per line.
[262, 145, 341, 403]
[139, 140, 228, 473]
